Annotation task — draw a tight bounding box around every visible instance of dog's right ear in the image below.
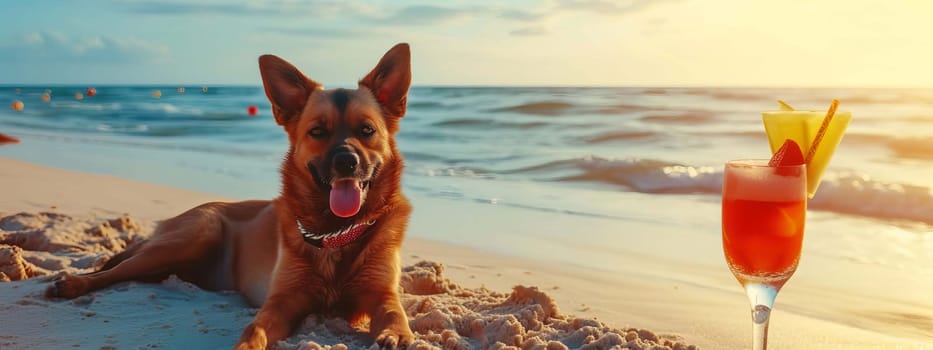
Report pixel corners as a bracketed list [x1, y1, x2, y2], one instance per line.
[258, 55, 321, 126]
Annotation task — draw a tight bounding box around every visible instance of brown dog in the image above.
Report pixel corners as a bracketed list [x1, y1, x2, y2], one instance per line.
[45, 43, 415, 350]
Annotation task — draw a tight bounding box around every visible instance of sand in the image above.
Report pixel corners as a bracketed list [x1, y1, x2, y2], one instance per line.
[1, 157, 930, 349]
[0, 212, 693, 350]
[0, 158, 693, 349]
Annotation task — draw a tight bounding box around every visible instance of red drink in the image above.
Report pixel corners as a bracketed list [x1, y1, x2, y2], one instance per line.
[723, 198, 805, 286]
[722, 160, 806, 288]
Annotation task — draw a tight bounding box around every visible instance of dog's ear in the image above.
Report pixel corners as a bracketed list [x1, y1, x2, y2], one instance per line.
[359, 43, 411, 121]
[258, 55, 321, 126]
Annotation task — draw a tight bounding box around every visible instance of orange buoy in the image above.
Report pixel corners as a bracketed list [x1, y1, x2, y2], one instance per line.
[75, 92, 84, 100]
[41, 93, 51, 103]
[11, 100, 24, 111]
[86, 88, 97, 97]
[177, 87, 185, 93]
[247, 105, 258, 116]
[153, 90, 162, 98]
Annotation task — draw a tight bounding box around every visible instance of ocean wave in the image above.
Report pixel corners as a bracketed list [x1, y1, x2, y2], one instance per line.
[858, 115, 933, 124]
[196, 112, 257, 121]
[507, 156, 933, 224]
[490, 101, 575, 116]
[147, 127, 197, 137]
[708, 91, 770, 101]
[694, 88, 933, 105]
[489, 100, 655, 117]
[432, 118, 550, 129]
[7, 131, 277, 159]
[432, 118, 489, 127]
[885, 137, 933, 160]
[408, 101, 447, 109]
[504, 157, 720, 193]
[549, 156, 722, 193]
[640, 111, 716, 124]
[398, 151, 449, 162]
[417, 166, 496, 179]
[50, 102, 123, 111]
[581, 131, 658, 144]
[692, 130, 766, 138]
[592, 104, 653, 115]
[837, 93, 933, 105]
[138, 102, 204, 115]
[641, 88, 669, 95]
[812, 173, 933, 224]
[844, 133, 933, 160]
[398, 131, 470, 142]
[91, 123, 149, 133]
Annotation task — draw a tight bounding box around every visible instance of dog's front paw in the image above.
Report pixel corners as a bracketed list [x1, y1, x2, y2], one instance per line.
[45, 274, 89, 299]
[234, 324, 267, 350]
[375, 327, 414, 350]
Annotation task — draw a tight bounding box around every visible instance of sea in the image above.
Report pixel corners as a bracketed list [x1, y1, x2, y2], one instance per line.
[2, 86, 931, 222]
[2, 85, 932, 344]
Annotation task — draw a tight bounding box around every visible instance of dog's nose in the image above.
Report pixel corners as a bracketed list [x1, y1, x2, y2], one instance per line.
[333, 152, 359, 175]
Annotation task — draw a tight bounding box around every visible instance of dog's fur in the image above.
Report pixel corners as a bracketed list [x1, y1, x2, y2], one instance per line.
[45, 44, 415, 350]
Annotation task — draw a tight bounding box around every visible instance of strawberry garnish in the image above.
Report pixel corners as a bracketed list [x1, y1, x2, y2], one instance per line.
[769, 139, 805, 175]
[769, 139, 804, 167]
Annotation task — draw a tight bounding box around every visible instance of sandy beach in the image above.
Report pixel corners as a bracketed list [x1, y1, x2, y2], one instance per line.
[1, 157, 930, 349]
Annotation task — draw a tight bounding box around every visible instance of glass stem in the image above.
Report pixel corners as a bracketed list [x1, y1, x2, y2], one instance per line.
[745, 283, 778, 350]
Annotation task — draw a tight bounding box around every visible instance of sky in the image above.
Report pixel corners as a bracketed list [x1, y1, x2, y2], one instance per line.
[1, 0, 932, 87]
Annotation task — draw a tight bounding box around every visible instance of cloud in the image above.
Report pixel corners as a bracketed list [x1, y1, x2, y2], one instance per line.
[120, 1, 679, 40]
[126, 2, 251, 15]
[263, 26, 365, 39]
[121, 0, 371, 18]
[261, 5, 484, 39]
[377, 5, 484, 25]
[556, 0, 681, 15]
[501, 0, 680, 37]
[510, 26, 548, 36]
[499, 9, 549, 22]
[0, 32, 170, 63]
[124, 1, 502, 27]
[372, 1, 678, 27]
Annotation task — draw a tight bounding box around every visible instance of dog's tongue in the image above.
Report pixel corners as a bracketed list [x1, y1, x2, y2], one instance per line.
[329, 179, 362, 218]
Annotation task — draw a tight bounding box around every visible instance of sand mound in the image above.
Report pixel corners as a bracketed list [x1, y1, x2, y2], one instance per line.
[286, 260, 694, 349]
[0, 212, 151, 280]
[0, 213, 696, 350]
[0, 244, 45, 281]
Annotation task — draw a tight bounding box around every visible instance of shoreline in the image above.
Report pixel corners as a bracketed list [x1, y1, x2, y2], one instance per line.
[1, 157, 930, 349]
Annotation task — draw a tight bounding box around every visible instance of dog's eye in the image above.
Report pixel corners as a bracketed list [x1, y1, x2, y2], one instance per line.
[360, 125, 376, 137]
[308, 127, 327, 139]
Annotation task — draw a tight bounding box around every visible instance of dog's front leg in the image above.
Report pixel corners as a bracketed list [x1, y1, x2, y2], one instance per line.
[362, 291, 414, 349]
[235, 289, 313, 350]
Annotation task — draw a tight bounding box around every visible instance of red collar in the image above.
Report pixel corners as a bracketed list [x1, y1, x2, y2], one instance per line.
[296, 219, 375, 249]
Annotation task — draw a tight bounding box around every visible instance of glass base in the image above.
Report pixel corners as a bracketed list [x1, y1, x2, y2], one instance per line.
[745, 283, 779, 350]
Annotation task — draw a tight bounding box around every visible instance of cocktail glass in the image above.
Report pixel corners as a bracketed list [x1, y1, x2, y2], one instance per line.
[722, 160, 807, 350]
[762, 110, 851, 197]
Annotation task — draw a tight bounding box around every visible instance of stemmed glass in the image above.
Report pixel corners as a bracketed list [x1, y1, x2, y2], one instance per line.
[722, 160, 807, 349]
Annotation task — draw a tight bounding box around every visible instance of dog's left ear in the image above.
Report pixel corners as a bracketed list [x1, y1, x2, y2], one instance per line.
[359, 43, 411, 121]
